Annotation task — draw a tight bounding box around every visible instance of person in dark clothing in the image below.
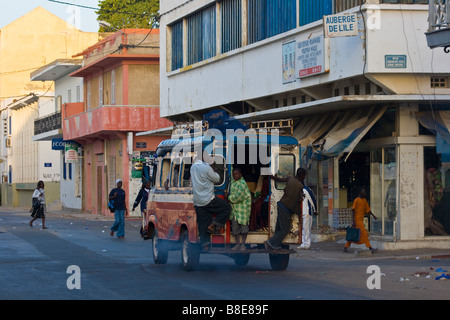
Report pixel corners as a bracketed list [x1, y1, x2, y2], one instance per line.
[109, 179, 128, 239]
[264, 168, 305, 250]
[132, 182, 150, 237]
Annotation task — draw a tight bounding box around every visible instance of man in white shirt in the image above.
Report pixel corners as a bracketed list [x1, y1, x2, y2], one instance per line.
[190, 157, 231, 248]
[298, 169, 317, 250]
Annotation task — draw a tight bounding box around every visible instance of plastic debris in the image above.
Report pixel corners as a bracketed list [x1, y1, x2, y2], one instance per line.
[436, 268, 448, 273]
[400, 277, 410, 282]
[435, 273, 450, 280]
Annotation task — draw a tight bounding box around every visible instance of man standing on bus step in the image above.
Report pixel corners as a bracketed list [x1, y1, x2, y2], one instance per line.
[264, 168, 305, 251]
[190, 156, 231, 250]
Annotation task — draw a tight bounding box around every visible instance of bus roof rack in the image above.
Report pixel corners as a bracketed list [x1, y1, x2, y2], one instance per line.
[248, 119, 293, 136]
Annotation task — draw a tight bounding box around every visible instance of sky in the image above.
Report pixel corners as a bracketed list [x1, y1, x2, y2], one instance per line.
[0, 0, 100, 32]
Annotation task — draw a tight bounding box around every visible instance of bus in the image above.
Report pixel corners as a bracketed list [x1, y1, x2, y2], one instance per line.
[144, 122, 302, 271]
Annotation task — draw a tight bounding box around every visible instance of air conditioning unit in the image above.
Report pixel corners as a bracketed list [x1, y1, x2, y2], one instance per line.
[6, 138, 11, 148]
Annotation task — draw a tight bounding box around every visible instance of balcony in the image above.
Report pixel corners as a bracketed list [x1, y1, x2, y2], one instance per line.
[62, 104, 173, 142]
[426, 0, 450, 51]
[33, 111, 63, 141]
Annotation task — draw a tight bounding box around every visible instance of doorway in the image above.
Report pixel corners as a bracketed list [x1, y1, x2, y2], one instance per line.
[424, 146, 450, 236]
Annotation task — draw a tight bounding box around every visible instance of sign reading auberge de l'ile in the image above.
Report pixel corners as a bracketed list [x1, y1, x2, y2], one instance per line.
[323, 13, 358, 38]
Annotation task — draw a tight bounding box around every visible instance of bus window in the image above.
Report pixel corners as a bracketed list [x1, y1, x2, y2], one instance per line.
[160, 159, 171, 188]
[151, 164, 157, 188]
[181, 158, 192, 187]
[171, 163, 180, 187]
[275, 154, 295, 190]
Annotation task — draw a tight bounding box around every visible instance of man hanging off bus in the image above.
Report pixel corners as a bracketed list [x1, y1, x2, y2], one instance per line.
[264, 168, 305, 251]
[190, 155, 231, 251]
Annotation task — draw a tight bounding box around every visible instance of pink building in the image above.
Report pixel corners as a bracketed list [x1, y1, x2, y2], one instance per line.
[64, 29, 171, 215]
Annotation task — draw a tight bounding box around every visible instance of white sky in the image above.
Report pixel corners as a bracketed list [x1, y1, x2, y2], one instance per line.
[0, 0, 100, 32]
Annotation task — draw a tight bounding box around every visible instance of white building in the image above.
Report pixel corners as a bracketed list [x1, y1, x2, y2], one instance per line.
[30, 59, 84, 211]
[0, 92, 61, 207]
[159, 0, 450, 249]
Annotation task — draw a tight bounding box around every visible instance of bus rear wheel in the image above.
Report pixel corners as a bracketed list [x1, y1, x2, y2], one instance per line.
[152, 235, 168, 264]
[181, 230, 200, 271]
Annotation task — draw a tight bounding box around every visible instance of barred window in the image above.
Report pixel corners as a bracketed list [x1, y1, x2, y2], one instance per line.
[248, 0, 297, 44]
[187, 5, 216, 65]
[171, 20, 183, 71]
[221, 0, 242, 53]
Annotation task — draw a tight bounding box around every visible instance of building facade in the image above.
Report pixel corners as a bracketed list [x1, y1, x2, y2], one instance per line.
[30, 59, 86, 211]
[0, 7, 99, 208]
[160, 0, 450, 248]
[67, 29, 172, 216]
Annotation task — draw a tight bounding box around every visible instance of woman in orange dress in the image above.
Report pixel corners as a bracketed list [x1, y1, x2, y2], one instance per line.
[344, 188, 378, 254]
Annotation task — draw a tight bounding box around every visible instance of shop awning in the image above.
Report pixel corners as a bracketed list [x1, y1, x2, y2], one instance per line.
[296, 105, 387, 161]
[416, 110, 450, 162]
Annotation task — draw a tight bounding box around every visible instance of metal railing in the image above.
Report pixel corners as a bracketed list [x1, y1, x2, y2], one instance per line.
[429, 0, 450, 31]
[34, 111, 61, 135]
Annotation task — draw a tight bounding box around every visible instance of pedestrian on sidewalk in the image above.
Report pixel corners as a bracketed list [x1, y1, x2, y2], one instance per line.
[298, 177, 317, 250]
[109, 179, 128, 239]
[225, 167, 252, 251]
[343, 187, 378, 254]
[264, 168, 304, 251]
[29, 180, 47, 229]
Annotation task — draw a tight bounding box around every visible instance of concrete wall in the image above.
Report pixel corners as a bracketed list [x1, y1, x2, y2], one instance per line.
[160, 4, 450, 118]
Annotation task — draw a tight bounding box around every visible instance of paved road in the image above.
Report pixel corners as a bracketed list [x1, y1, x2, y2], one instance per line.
[0, 210, 449, 304]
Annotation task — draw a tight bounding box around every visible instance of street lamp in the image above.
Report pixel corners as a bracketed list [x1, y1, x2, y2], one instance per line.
[98, 21, 125, 34]
[98, 21, 128, 51]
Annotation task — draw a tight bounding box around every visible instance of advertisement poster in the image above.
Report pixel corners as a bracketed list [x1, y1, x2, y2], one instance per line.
[282, 40, 296, 84]
[65, 143, 78, 163]
[295, 35, 327, 78]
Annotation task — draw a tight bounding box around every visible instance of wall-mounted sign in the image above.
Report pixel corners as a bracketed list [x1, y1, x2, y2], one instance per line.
[324, 13, 358, 38]
[295, 35, 327, 78]
[65, 143, 78, 163]
[52, 138, 66, 150]
[385, 55, 407, 69]
[52, 138, 78, 151]
[282, 40, 296, 84]
[136, 142, 147, 149]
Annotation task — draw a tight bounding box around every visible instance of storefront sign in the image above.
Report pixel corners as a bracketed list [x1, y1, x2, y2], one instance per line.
[52, 138, 78, 151]
[296, 35, 327, 78]
[65, 143, 78, 163]
[52, 138, 66, 150]
[324, 13, 358, 38]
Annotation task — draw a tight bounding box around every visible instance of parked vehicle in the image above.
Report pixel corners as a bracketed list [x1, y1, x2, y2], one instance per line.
[144, 121, 302, 271]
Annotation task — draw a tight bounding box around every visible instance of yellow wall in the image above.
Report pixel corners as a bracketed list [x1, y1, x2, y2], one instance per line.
[129, 64, 160, 106]
[0, 6, 99, 99]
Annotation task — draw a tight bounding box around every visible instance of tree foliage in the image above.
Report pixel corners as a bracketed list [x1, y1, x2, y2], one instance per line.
[97, 0, 159, 31]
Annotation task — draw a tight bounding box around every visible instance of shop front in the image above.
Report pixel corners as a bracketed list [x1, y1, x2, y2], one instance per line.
[236, 100, 450, 247]
[417, 108, 450, 237]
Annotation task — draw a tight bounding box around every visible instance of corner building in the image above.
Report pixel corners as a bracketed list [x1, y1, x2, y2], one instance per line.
[160, 0, 450, 249]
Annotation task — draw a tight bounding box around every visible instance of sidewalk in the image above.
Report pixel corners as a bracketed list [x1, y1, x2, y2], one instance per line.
[294, 232, 450, 261]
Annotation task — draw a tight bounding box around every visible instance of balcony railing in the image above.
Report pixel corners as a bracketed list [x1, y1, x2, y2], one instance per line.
[34, 111, 62, 135]
[426, 0, 450, 50]
[429, 0, 450, 31]
[62, 104, 172, 141]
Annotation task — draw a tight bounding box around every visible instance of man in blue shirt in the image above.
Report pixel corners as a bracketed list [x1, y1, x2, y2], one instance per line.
[109, 179, 128, 239]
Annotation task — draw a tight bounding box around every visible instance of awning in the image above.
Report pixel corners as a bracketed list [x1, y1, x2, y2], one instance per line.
[416, 110, 450, 162]
[295, 105, 387, 161]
